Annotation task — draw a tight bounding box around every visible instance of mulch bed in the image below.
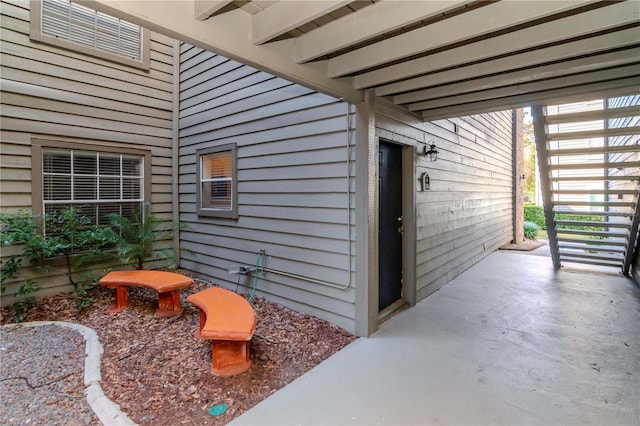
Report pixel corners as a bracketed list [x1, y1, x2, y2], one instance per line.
[0, 278, 356, 425]
[499, 238, 546, 252]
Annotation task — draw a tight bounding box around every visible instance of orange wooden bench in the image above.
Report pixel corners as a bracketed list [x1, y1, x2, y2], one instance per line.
[99, 270, 193, 317]
[186, 287, 257, 376]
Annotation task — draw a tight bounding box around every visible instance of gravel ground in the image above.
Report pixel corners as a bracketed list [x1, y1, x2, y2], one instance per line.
[0, 324, 100, 426]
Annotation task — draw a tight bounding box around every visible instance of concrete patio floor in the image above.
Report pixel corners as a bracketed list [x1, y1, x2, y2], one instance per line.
[232, 249, 640, 425]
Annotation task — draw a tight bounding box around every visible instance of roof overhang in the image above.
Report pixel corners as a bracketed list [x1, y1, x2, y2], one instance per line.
[86, 0, 640, 120]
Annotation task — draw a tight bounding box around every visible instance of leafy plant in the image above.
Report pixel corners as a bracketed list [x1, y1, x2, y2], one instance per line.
[555, 213, 605, 232]
[1, 204, 184, 317]
[1, 210, 45, 284]
[44, 207, 114, 284]
[0, 211, 45, 285]
[524, 204, 546, 229]
[74, 271, 107, 310]
[106, 203, 183, 270]
[45, 207, 117, 308]
[10, 279, 39, 322]
[1, 210, 44, 320]
[524, 221, 540, 240]
[524, 205, 609, 233]
[0, 207, 116, 318]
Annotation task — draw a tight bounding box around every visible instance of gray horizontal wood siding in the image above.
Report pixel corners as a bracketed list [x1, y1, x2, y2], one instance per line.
[178, 44, 356, 332]
[0, 0, 175, 302]
[375, 100, 513, 301]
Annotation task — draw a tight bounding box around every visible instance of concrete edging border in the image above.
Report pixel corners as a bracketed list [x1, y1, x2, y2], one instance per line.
[2, 321, 136, 426]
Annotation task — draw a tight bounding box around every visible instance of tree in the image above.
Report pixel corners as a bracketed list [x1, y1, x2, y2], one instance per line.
[523, 116, 536, 203]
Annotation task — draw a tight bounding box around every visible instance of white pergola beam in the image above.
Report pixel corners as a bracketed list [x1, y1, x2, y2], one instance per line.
[420, 78, 640, 121]
[376, 27, 640, 97]
[194, 0, 233, 20]
[394, 48, 640, 105]
[353, 1, 640, 89]
[293, 0, 470, 63]
[328, 0, 592, 78]
[252, 1, 352, 45]
[408, 64, 640, 111]
[85, 0, 362, 103]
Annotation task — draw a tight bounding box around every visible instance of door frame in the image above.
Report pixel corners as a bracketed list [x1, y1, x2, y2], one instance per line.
[354, 94, 417, 337]
[378, 139, 406, 314]
[401, 142, 417, 309]
[377, 138, 417, 316]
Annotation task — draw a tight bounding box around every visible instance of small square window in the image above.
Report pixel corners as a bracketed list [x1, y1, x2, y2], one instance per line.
[197, 144, 238, 219]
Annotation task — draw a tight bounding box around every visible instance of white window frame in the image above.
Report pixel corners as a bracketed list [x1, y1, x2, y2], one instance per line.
[30, 0, 150, 70]
[197, 143, 238, 219]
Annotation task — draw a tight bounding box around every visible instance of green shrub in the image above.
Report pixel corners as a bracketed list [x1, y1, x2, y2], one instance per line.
[523, 205, 608, 233]
[524, 205, 546, 229]
[106, 202, 184, 270]
[524, 221, 539, 239]
[555, 213, 604, 231]
[0, 207, 116, 319]
[1, 210, 43, 320]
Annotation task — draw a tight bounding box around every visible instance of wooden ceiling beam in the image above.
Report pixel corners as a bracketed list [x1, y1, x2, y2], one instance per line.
[328, 0, 593, 78]
[194, 0, 233, 21]
[251, 1, 352, 45]
[393, 48, 640, 105]
[292, 0, 470, 63]
[407, 64, 640, 111]
[375, 27, 640, 97]
[418, 78, 640, 121]
[353, 1, 640, 89]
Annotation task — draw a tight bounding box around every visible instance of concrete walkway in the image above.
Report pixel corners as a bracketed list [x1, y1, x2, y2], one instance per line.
[232, 250, 640, 425]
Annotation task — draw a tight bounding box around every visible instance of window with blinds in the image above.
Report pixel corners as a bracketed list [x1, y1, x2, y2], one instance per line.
[42, 148, 144, 228]
[30, 0, 150, 69]
[197, 144, 238, 218]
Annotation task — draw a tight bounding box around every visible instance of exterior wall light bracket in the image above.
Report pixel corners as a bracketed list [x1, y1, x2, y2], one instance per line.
[423, 142, 439, 162]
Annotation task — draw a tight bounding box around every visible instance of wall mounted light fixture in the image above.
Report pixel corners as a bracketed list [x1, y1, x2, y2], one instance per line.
[423, 142, 439, 162]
